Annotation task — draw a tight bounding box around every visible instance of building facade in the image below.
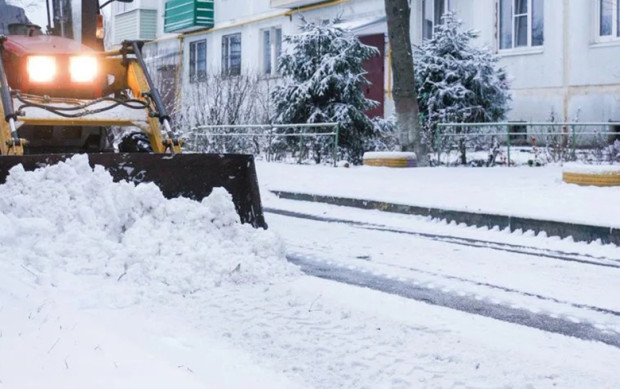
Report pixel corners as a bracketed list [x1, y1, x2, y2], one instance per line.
[108, 0, 620, 126]
[454, 0, 620, 125]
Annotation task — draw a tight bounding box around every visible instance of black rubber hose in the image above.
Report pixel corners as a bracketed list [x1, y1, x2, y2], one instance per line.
[128, 41, 170, 124]
[17, 101, 150, 118]
[15, 96, 152, 118]
[16, 95, 149, 111]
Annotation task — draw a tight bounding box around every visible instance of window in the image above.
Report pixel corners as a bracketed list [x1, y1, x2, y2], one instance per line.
[222, 33, 242, 76]
[599, 0, 620, 38]
[423, 0, 452, 39]
[189, 40, 207, 83]
[262, 27, 282, 76]
[499, 0, 544, 50]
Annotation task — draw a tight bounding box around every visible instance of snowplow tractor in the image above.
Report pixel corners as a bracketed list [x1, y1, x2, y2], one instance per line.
[0, 1, 266, 228]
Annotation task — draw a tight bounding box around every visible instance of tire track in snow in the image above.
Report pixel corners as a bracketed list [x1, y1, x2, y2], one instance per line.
[265, 207, 620, 269]
[350, 257, 620, 317]
[288, 254, 620, 349]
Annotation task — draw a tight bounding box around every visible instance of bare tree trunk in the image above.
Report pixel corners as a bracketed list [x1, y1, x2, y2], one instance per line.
[384, 0, 428, 166]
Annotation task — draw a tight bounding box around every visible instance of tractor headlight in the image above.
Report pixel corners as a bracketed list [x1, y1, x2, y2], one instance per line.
[70, 56, 98, 83]
[27, 56, 57, 83]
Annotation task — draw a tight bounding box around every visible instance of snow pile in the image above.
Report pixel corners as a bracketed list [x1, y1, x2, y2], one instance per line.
[563, 163, 620, 174]
[0, 155, 295, 295]
[363, 152, 416, 159]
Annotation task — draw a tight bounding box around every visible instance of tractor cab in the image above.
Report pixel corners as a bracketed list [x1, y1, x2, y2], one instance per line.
[0, 0, 33, 35]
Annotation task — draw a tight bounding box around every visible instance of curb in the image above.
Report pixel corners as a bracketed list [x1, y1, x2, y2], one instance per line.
[271, 190, 620, 245]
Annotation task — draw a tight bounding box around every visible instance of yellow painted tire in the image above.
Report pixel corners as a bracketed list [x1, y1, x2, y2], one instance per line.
[363, 158, 416, 168]
[563, 172, 620, 186]
[362, 152, 417, 168]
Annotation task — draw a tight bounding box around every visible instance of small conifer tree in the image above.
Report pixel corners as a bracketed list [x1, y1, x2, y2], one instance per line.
[272, 18, 383, 164]
[415, 13, 511, 164]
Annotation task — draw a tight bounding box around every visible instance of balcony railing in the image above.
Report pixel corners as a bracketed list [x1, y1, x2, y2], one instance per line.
[164, 0, 214, 33]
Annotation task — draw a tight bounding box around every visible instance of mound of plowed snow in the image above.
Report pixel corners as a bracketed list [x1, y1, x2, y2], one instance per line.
[0, 155, 295, 294]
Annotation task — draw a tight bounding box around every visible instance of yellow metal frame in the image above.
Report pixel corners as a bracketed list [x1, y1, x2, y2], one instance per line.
[0, 102, 24, 155]
[126, 59, 168, 153]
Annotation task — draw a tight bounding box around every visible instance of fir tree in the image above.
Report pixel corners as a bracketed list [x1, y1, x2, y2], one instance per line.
[415, 12, 511, 164]
[271, 18, 381, 164]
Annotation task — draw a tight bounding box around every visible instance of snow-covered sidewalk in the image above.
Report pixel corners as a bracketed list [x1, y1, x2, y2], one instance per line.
[256, 162, 620, 228]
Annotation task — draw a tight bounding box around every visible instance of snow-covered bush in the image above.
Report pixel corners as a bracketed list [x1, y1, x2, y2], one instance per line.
[415, 12, 511, 164]
[271, 18, 381, 164]
[176, 73, 273, 153]
[609, 139, 620, 163]
[143, 39, 275, 155]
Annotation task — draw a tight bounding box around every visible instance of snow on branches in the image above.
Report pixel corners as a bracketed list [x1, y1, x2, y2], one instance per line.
[415, 12, 511, 155]
[272, 18, 389, 164]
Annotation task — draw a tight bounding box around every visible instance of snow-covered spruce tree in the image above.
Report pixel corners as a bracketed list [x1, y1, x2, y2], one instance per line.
[271, 18, 381, 164]
[415, 12, 510, 165]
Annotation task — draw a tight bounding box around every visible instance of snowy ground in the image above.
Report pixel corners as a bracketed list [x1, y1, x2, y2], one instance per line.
[256, 162, 620, 227]
[2, 157, 620, 388]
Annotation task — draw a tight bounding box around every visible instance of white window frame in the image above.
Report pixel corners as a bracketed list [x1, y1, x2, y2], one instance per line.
[222, 33, 242, 76]
[498, 0, 544, 52]
[596, 0, 620, 42]
[189, 39, 207, 83]
[261, 27, 282, 77]
[422, 0, 452, 40]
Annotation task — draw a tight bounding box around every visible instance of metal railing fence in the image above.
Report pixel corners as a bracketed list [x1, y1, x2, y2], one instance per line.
[436, 122, 620, 166]
[187, 123, 340, 166]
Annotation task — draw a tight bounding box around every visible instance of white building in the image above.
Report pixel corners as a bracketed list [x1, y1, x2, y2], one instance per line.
[108, 0, 620, 129]
[452, 0, 620, 127]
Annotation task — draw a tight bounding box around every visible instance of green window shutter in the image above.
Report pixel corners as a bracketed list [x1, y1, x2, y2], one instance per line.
[164, 0, 214, 33]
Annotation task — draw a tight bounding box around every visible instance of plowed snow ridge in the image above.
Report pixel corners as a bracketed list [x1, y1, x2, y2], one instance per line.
[0, 155, 296, 295]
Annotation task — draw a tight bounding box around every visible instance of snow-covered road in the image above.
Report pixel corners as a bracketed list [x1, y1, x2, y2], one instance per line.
[264, 197, 620, 333]
[2, 157, 620, 388]
[260, 194, 620, 386]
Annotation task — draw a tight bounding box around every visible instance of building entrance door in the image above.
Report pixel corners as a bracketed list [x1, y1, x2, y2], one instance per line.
[359, 34, 385, 118]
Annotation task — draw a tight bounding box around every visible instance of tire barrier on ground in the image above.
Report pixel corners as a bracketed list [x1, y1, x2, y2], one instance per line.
[362, 152, 417, 168]
[563, 171, 620, 187]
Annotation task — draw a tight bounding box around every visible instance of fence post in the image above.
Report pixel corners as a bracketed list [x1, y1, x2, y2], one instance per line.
[298, 130, 304, 164]
[333, 124, 339, 167]
[435, 125, 441, 165]
[267, 126, 272, 162]
[505, 124, 511, 166]
[571, 124, 576, 160]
